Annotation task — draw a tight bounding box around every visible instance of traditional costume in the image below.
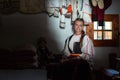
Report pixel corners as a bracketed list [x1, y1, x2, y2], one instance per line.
[91, 0, 112, 26]
[59, 0, 72, 28]
[63, 34, 95, 66]
[71, 0, 92, 25]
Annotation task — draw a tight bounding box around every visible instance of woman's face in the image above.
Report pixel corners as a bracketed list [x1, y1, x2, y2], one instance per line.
[74, 20, 84, 34]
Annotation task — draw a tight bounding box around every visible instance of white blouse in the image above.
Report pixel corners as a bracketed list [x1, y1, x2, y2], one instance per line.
[63, 34, 95, 64]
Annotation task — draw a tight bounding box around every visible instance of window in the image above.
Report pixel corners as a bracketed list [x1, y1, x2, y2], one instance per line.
[93, 21, 112, 40]
[92, 14, 119, 47]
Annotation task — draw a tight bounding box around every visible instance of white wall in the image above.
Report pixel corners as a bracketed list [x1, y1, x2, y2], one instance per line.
[0, 1, 120, 69]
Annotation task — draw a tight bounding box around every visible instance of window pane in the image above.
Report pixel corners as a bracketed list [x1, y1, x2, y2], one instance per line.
[98, 26, 102, 30]
[98, 31, 102, 40]
[94, 21, 98, 30]
[94, 31, 97, 40]
[104, 21, 112, 30]
[103, 31, 112, 40]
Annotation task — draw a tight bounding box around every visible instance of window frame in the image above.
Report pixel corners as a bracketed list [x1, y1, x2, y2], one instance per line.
[92, 14, 119, 47]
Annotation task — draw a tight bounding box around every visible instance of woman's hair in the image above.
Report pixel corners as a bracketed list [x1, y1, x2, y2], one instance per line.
[73, 18, 84, 26]
[72, 18, 85, 35]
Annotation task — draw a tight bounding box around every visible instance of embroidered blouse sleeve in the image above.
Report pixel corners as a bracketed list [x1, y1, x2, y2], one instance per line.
[80, 35, 95, 61]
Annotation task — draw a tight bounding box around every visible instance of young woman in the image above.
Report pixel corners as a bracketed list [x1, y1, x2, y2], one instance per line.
[58, 18, 95, 80]
[63, 18, 95, 67]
